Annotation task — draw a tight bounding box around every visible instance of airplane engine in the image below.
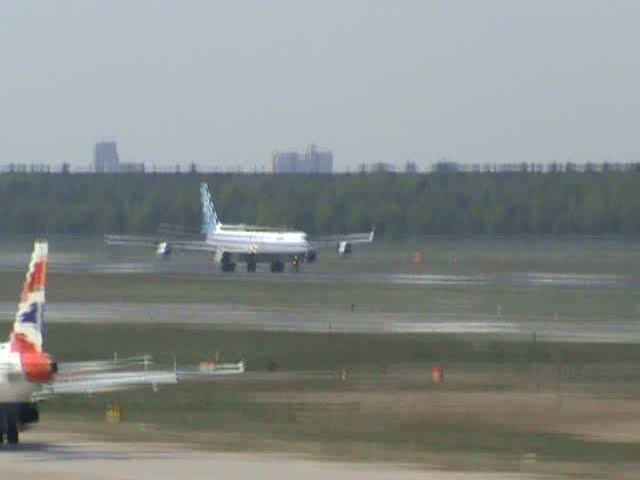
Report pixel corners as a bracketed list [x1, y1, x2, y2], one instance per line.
[337, 241, 352, 256]
[20, 350, 58, 383]
[155, 242, 172, 257]
[305, 250, 318, 263]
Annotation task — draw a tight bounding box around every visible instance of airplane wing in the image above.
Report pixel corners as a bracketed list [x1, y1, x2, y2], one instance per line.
[104, 234, 165, 249]
[309, 229, 375, 249]
[56, 355, 155, 375]
[105, 235, 290, 255]
[156, 223, 202, 237]
[107, 228, 375, 255]
[34, 370, 178, 400]
[105, 235, 217, 253]
[34, 358, 245, 400]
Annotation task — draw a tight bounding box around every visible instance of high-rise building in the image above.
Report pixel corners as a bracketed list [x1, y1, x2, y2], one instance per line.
[270, 151, 299, 174]
[270, 144, 333, 174]
[94, 141, 120, 173]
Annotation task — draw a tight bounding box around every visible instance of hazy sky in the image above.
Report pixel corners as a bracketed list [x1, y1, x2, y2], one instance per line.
[1, 1, 640, 171]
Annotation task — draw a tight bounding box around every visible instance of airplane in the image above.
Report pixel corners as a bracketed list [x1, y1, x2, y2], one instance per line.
[0, 240, 244, 445]
[106, 182, 375, 273]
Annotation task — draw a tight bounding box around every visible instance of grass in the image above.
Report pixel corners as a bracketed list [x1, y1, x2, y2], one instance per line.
[29, 321, 640, 369]
[361, 236, 640, 275]
[19, 322, 640, 474]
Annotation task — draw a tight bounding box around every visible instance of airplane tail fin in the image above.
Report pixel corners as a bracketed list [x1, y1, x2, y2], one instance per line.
[200, 182, 220, 237]
[12, 240, 48, 351]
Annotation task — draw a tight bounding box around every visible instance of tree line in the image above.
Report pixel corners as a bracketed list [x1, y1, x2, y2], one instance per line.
[1, 171, 639, 238]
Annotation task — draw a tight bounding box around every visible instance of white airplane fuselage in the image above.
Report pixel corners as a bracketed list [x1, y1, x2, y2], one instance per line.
[0, 342, 52, 403]
[208, 225, 311, 259]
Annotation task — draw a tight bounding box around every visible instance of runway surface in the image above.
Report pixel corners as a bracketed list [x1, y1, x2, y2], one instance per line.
[0, 432, 549, 480]
[0, 302, 637, 343]
[0, 254, 633, 289]
[0, 248, 636, 344]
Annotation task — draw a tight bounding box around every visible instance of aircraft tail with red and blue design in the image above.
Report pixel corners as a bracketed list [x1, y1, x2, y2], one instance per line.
[11, 241, 48, 351]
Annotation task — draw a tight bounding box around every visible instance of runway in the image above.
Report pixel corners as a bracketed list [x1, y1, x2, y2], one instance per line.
[0, 253, 632, 289]
[0, 302, 637, 343]
[0, 432, 549, 480]
[0, 245, 636, 344]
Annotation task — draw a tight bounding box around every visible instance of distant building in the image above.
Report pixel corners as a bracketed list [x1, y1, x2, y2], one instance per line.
[271, 151, 299, 173]
[298, 144, 333, 174]
[270, 144, 333, 174]
[94, 141, 145, 173]
[94, 141, 120, 173]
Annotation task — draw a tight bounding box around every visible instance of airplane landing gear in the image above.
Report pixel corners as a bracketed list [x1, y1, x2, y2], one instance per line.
[221, 262, 236, 273]
[0, 407, 19, 445]
[6, 414, 18, 445]
[218, 252, 236, 273]
[270, 260, 284, 273]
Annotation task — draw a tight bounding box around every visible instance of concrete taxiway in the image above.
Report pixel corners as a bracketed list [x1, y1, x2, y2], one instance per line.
[0, 432, 551, 480]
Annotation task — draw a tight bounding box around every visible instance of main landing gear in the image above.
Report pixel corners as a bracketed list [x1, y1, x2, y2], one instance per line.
[221, 262, 236, 273]
[219, 258, 293, 274]
[270, 260, 285, 273]
[0, 406, 20, 445]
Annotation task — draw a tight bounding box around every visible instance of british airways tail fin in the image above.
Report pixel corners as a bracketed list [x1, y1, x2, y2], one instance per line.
[200, 183, 220, 237]
[12, 240, 48, 351]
